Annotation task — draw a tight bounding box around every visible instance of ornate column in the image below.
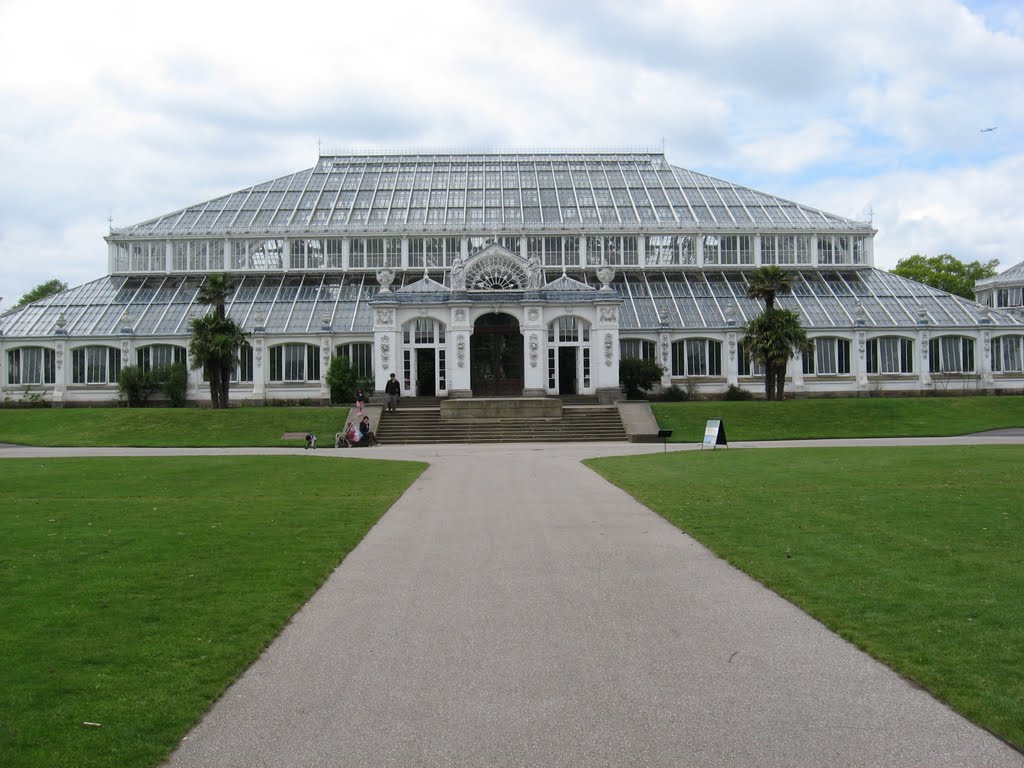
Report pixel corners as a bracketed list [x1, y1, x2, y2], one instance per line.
[52, 314, 68, 406]
[319, 310, 333, 402]
[594, 301, 623, 402]
[980, 331, 994, 388]
[522, 305, 546, 397]
[448, 303, 473, 398]
[917, 308, 932, 390]
[726, 332, 738, 387]
[372, 305, 398, 394]
[251, 307, 266, 403]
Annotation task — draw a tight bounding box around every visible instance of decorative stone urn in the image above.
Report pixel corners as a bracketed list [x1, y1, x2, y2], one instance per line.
[376, 268, 396, 292]
[596, 266, 615, 291]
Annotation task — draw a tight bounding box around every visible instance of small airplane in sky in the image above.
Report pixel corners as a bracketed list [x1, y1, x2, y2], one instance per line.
[980, 127, 998, 132]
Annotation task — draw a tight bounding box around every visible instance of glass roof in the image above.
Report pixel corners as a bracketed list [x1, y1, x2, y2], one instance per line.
[976, 259, 1024, 288]
[2, 269, 1017, 340]
[111, 152, 872, 238]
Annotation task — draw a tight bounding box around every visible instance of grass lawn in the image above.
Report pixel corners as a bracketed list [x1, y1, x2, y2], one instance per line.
[0, 407, 357, 447]
[651, 395, 1024, 442]
[2, 397, 1022, 448]
[586, 445, 1024, 750]
[0, 456, 426, 768]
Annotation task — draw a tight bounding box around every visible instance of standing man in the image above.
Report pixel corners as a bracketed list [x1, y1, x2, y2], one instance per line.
[384, 372, 401, 413]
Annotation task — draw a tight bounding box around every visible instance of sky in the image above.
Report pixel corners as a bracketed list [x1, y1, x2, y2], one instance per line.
[1, 0, 1022, 307]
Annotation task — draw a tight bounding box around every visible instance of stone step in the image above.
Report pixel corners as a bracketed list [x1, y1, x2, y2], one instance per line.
[377, 405, 626, 445]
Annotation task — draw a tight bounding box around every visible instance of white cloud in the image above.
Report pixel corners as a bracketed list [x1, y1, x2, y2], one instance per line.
[799, 154, 1024, 271]
[0, 0, 1022, 304]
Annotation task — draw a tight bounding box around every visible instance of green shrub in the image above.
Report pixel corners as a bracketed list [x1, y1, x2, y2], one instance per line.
[724, 384, 753, 401]
[662, 384, 689, 402]
[163, 363, 189, 408]
[118, 365, 163, 407]
[619, 356, 665, 400]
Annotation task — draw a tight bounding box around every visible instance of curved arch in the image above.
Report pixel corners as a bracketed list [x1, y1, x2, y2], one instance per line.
[464, 253, 529, 291]
[471, 312, 522, 396]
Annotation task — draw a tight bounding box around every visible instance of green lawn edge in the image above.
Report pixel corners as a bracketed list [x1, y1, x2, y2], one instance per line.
[651, 396, 1024, 442]
[585, 446, 1024, 751]
[1, 455, 426, 768]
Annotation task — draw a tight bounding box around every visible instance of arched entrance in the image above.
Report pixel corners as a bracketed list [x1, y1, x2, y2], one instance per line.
[547, 316, 591, 395]
[471, 313, 523, 396]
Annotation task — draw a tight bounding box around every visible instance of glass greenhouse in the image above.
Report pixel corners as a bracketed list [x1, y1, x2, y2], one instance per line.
[2, 151, 1021, 405]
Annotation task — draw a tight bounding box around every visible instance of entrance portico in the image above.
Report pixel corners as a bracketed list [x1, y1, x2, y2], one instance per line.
[371, 245, 623, 401]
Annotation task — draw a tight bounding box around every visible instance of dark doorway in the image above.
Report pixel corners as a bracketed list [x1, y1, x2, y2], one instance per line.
[558, 347, 577, 395]
[471, 313, 523, 396]
[416, 349, 436, 396]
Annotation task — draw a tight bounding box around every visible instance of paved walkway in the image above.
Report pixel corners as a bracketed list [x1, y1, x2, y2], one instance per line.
[6, 439, 1024, 766]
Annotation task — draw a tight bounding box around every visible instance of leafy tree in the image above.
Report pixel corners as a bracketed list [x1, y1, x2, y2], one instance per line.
[619, 357, 665, 400]
[743, 309, 812, 401]
[117, 365, 163, 407]
[745, 265, 791, 311]
[742, 265, 809, 400]
[163, 362, 189, 408]
[890, 254, 998, 300]
[188, 314, 247, 409]
[14, 279, 68, 308]
[188, 274, 247, 408]
[325, 355, 373, 406]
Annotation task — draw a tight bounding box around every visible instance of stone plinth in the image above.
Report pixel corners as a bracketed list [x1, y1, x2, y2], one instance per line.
[440, 397, 562, 421]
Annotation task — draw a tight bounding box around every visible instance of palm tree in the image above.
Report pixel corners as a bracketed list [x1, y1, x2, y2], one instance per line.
[743, 308, 812, 400]
[196, 273, 232, 320]
[745, 265, 791, 311]
[189, 275, 246, 408]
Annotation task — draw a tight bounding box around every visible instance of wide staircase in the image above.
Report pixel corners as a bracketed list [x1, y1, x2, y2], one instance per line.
[376, 396, 627, 445]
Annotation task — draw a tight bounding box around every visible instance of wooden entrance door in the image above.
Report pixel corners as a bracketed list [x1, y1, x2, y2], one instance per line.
[470, 313, 523, 396]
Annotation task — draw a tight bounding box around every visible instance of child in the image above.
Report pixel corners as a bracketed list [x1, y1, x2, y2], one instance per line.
[304, 433, 317, 450]
[355, 388, 366, 416]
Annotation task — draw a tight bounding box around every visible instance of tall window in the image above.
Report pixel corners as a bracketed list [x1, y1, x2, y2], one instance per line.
[586, 236, 638, 266]
[645, 235, 694, 265]
[671, 339, 722, 376]
[325, 239, 344, 268]
[136, 345, 186, 372]
[736, 341, 765, 376]
[269, 344, 321, 382]
[347, 238, 401, 269]
[549, 317, 590, 343]
[72, 346, 121, 384]
[762, 235, 810, 265]
[409, 237, 461, 268]
[719, 235, 752, 265]
[336, 342, 374, 379]
[231, 239, 284, 270]
[992, 336, 1024, 372]
[404, 319, 446, 345]
[929, 336, 975, 373]
[527, 236, 581, 267]
[803, 337, 851, 375]
[620, 339, 656, 361]
[7, 347, 56, 385]
[201, 343, 253, 383]
[290, 239, 325, 269]
[866, 337, 914, 374]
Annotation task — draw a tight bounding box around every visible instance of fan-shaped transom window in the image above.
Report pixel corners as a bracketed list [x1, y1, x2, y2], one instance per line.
[464, 254, 528, 291]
